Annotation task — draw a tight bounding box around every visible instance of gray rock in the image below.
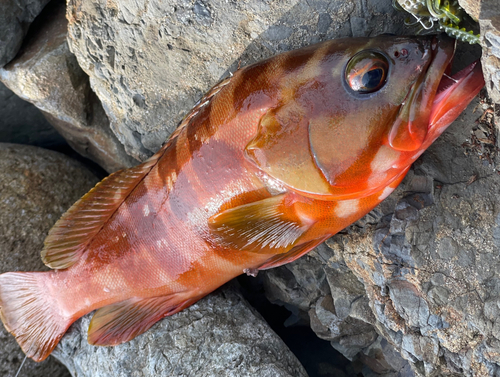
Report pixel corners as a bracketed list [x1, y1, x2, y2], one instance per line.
[0, 81, 65, 149]
[53, 284, 308, 377]
[333, 96, 500, 376]
[261, 94, 500, 376]
[66, 0, 407, 160]
[0, 0, 138, 173]
[0, 143, 98, 377]
[459, 0, 500, 104]
[478, 1, 500, 105]
[0, 0, 51, 67]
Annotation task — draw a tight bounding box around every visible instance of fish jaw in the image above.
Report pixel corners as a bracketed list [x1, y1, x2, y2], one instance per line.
[390, 34, 485, 153]
[427, 60, 485, 140]
[388, 34, 455, 152]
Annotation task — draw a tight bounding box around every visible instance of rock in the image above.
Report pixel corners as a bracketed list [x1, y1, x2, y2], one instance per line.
[66, 0, 407, 160]
[0, 0, 138, 173]
[0, 0, 51, 67]
[53, 284, 308, 377]
[0, 81, 66, 149]
[0, 143, 98, 377]
[478, 0, 500, 105]
[261, 95, 500, 376]
[460, 0, 500, 104]
[263, 244, 414, 377]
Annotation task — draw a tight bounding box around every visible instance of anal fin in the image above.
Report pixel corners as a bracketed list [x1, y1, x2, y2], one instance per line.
[87, 294, 196, 346]
[208, 193, 314, 255]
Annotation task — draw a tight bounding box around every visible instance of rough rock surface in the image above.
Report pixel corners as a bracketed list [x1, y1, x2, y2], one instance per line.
[0, 143, 98, 377]
[66, 0, 407, 160]
[0, 0, 51, 67]
[0, 0, 138, 173]
[262, 96, 500, 376]
[460, 0, 500, 104]
[53, 284, 308, 377]
[478, 1, 500, 105]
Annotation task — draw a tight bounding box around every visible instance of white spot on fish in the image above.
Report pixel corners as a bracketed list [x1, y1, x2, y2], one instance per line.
[103, 287, 110, 293]
[371, 146, 400, 173]
[156, 239, 169, 248]
[335, 199, 360, 218]
[143, 204, 150, 217]
[378, 186, 395, 201]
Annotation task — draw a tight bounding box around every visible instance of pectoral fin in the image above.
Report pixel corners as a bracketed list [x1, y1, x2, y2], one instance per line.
[258, 237, 326, 270]
[208, 193, 314, 255]
[88, 294, 196, 346]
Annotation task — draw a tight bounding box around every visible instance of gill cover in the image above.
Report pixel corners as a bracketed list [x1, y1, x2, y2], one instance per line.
[246, 35, 455, 199]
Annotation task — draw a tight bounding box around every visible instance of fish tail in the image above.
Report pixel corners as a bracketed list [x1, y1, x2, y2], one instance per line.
[0, 272, 72, 362]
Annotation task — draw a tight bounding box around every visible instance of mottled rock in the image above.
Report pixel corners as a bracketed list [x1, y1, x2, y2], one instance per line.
[66, 0, 407, 160]
[261, 95, 499, 376]
[263, 244, 414, 377]
[0, 0, 138, 173]
[53, 285, 308, 377]
[0, 143, 98, 377]
[477, 1, 500, 104]
[459, 0, 500, 104]
[0, 0, 51, 67]
[0, 81, 65, 149]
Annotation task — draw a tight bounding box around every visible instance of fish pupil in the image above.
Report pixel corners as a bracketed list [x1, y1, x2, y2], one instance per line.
[362, 68, 384, 91]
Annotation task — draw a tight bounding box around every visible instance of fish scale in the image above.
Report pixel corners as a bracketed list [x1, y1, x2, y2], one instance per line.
[0, 34, 485, 362]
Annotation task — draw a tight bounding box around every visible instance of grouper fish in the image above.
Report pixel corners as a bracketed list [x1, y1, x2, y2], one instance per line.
[0, 34, 484, 361]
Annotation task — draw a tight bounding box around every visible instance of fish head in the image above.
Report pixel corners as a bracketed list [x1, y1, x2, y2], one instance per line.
[246, 34, 484, 200]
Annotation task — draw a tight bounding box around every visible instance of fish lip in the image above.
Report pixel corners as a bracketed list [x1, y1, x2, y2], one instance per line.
[429, 57, 485, 131]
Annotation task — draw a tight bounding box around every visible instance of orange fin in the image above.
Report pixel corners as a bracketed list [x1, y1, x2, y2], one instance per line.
[208, 193, 313, 254]
[0, 272, 73, 362]
[258, 238, 325, 270]
[41, 146, 169, 269]
[88, 294, 194, 346]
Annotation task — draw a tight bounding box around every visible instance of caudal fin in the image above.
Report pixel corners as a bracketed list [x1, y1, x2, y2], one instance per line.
[0, 272, 73, 361]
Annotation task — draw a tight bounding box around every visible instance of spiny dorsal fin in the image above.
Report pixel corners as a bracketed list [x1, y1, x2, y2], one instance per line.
[208, 193, 314, 255]
[88, 294, 194, 346]
[41, 145, 169, 270]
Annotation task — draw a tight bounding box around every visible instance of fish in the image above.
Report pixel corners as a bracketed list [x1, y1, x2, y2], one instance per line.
[0, 34, 484, 362]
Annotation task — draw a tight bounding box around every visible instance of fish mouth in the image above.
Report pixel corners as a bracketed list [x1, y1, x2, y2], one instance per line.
[389, 34, 485, 151]
[429, 48, 484, 136]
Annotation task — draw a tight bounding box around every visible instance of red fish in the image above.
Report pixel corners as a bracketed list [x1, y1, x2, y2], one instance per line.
[0, 34, 484, 361]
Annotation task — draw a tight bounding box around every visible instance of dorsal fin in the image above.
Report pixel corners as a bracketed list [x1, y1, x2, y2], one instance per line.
[42, 76, 232, 270]
[41, 144, 170, 270]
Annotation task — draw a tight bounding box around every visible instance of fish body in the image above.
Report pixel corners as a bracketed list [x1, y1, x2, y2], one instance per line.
[0, 34, 484, 361]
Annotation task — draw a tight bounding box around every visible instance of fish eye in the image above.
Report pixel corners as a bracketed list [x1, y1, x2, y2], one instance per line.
[345, 51, 389, 94]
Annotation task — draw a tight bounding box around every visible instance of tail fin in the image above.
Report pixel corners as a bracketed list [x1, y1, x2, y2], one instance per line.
[0, 272, 73, 361]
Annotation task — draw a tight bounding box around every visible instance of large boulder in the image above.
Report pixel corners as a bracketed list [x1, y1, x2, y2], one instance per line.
[66, 0, 407, 160]
[0, 0, 51, 67]
[0, 81, 65, 149]
[0, 143, 98, 377]
[459, 0, 500, 104]
[0, 0, 138, 173]
[262, 95, 500, 376]
[53, 284, 308, 377]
